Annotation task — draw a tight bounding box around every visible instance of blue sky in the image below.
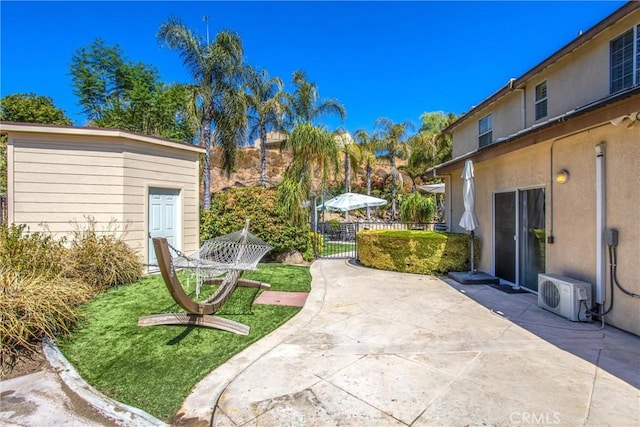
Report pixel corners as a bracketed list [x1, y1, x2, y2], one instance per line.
[0, 1, 626, 135]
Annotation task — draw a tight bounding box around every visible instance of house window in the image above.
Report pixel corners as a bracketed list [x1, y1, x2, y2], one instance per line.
[610, 25, 639, 94]
[478, 114, 493, 148]
[535, 81, 548, 120]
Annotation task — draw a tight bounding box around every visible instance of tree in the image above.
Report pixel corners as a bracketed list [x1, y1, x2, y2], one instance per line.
[0, 93, 72, 125]
[70, 38, 196, 142]
[279, 123, 339, 225]
[419, 111, 457, 166]
[158, 19, 247, 209]
[352, 129, 379, 218]
[287, 69, 346, 126]
[374, 117, 413, 220]
[278, 70, 346, 224]
[244, 68, 287, 187]
[0, 93, 73, 196]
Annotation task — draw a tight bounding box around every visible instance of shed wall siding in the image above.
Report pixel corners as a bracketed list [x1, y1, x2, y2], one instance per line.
[9, 135, 125, 235]
[5, 127, 202, 267]
[122, 142, 200, 259]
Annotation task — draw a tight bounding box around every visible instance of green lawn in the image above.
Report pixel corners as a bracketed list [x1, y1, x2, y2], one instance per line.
[58, 263, 311, 422]
[322, 242, 356, 256]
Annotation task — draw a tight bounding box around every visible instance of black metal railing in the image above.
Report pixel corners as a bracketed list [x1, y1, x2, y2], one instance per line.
[311, 221, 447, 259]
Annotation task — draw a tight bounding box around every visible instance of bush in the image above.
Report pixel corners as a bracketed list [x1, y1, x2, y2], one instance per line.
[400, 192, 435, 223]
[0, 223, 67, 277]
[357, 230, 477, 275]
[201, 187, 313, 261]
[65, 218, 143, 291]
[0, 267, 92, 374]
[309, 231, 323, 257]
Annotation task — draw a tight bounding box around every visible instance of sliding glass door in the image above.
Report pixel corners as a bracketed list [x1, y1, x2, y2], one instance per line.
[494, 188, 545, 291]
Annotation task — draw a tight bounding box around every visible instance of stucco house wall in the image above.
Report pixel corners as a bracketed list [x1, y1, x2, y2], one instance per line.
[1, 123, 203, 265]
[448, 124, 639, 335]
[439, 3, 640, 336]
[452, 7, 639, 156]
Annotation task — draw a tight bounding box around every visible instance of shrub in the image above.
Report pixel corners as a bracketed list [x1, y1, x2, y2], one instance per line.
[65, 218, 143, 291]
[309, 231, 323, 257]
[357, 230, 477, 275]
[400, 192, 435, 223]
[0, 223, 67, 277]
[0, 267, 92, 374]
[201, 187, 313, 261]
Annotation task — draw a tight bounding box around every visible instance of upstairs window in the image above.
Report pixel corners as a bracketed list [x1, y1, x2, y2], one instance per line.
[535, 81, 548, 120]
[610, 25, 639, 94]
[478, 114, 493, 148]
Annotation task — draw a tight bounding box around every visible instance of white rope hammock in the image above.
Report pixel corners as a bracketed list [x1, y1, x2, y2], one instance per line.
[172, 223, 273, 295]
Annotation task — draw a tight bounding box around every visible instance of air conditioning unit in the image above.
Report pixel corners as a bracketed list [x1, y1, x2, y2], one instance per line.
[538, 274, 592, 322]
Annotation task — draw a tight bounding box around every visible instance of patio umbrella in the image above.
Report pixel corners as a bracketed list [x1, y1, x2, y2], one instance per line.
[417, 183, 445, 194]
[459, 160, 479, 273]
[319, 192, 387, 212]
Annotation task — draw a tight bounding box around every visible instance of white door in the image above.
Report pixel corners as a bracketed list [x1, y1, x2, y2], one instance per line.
[148, 188, 180, 267]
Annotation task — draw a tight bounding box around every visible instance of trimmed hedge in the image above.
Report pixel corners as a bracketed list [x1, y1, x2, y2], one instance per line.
[357, 230, 478, 275]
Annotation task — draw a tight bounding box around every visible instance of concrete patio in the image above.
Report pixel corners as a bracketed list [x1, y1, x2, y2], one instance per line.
[177, 259, 640, 426]
[2, 259, 638, 426]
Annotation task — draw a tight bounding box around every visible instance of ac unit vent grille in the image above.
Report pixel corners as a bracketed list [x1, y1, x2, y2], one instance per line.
[540, 280, 560, 308]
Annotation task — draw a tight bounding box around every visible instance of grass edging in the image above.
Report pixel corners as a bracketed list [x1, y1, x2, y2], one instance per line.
[42, 338, 166, 426]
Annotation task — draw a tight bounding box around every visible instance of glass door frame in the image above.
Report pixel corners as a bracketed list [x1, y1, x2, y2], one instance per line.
[492, 185, 546, 291]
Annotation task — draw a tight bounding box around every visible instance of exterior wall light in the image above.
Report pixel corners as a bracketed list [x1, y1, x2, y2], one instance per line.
[556, 169, 570, 184]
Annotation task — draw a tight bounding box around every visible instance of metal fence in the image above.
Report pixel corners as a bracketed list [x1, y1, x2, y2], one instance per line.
[312, 221, 447, 259]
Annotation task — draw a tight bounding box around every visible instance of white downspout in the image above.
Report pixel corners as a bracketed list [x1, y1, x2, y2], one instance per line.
[595, 142, 606, 305]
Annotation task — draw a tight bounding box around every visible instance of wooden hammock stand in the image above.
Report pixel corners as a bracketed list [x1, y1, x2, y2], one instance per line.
[138, 221, 270, 335]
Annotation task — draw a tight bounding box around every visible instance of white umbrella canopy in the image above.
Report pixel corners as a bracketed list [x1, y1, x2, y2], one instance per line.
[458, 160, 479, 231]
[417, 183, 445, 194]
[319, 192, 387, 212]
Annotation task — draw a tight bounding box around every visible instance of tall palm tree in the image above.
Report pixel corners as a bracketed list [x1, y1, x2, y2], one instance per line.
[244, 68, 287, 187]
[278, 123, 339, 225]
[288, 70, 346, 125]
[158, 18, 246, 209]
[278, 70, 346, 224]
[374, 117, 413, 220]
[352, 129, 379, 218]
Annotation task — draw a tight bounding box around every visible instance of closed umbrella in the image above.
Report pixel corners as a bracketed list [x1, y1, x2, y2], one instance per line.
[459, 160, 479, 273]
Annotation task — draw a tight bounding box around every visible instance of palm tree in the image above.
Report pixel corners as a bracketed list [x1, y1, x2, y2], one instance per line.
[244, 68, 287, 187]
[278, 70, 346, 224]
[278, 123, 339, 225]
[287, 70, 346, 125]
[374, 117, 413, 220]
[400, 132, 432, 193]
[352, 129, 379, 218]
[158, 18, 246, 209]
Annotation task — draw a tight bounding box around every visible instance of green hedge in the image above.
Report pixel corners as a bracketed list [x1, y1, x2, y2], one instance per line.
[201, 187, 313, 261]
[357, 230, 478, 275]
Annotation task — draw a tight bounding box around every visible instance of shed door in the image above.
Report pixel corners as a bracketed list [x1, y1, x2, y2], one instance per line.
[148, 188, 180, 267]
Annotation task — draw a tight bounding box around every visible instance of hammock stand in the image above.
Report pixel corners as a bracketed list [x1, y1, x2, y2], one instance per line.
[138, 220, 272, 335]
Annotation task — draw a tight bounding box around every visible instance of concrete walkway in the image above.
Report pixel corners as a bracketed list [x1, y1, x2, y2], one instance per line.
[1, 259, 638, 426]
[178, 259, 640, 426]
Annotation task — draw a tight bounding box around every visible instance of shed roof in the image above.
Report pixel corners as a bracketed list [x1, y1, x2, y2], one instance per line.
[0, 122, 205, 155]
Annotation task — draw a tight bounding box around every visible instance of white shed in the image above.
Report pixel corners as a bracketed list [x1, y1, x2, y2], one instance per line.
[0, 122, 204, 267]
